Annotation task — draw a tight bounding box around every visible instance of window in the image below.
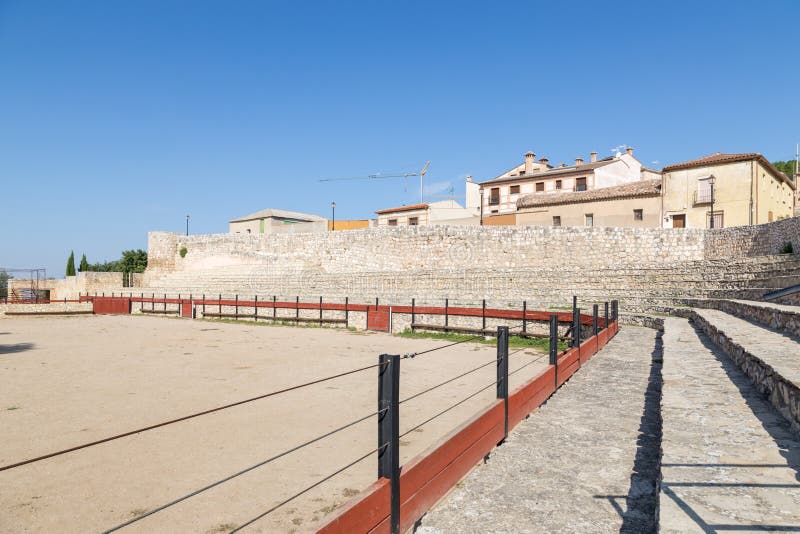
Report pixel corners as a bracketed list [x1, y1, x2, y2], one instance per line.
[585, 213, 594, 227]
[536, 182, 545, 192]
[408, 216, 419, 226]
[553, 216, 561, 227]
[491, 210, 499, 214]
[707, 211, 723, 229]
[388, 219, 398, 226]
[575, 177, 587, 192]
[510, 185, 520, 194]
[633, 209, 643, 221]
[555, 180, 562, 190]
[695, 178, 712, 204]
[489, 187, 500, 205]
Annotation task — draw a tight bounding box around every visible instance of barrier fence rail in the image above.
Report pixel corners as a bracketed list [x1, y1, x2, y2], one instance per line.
[74, 292, 607, 336]
[4, 293, 619, 533]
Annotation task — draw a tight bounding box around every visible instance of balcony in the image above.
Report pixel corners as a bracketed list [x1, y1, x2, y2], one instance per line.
[693, 189, 712, 205]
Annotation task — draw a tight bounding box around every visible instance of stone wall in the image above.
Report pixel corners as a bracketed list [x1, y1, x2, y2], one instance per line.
[147, 217, 800, 278]
[704, 216, 800, 258]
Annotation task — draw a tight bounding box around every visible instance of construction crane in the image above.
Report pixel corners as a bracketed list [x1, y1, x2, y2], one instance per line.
[318, 161, 430, 203]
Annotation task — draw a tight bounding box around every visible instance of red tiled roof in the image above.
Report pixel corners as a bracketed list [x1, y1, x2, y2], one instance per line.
[517, 179, 662, 209]
[663, 153, 795, 189]
[375, 203, 429, 215]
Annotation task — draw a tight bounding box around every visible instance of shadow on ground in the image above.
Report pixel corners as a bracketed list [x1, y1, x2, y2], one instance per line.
[0, 343, 34, 354]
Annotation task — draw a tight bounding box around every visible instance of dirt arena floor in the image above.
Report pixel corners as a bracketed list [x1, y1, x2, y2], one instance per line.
[0, 315, 549, 533]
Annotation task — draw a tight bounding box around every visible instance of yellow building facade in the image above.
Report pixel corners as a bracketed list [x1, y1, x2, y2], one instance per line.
[661, 153, 795, 228]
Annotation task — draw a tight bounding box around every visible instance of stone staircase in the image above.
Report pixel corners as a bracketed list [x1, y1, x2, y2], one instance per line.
[129, 254, 800, 313]
[660, 315, 800, 532]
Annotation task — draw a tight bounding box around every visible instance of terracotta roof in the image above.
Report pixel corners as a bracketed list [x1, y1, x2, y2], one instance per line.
[517, 179, 662, 209]
[375, 203, 429, 215]
[479, 159, 616, 186]
[663, 153, 795, 189]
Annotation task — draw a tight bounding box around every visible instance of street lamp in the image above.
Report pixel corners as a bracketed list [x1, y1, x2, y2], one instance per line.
[708, 176, 716, 228]
[186, 214, 190, 236]
[330, 202, 336, 231]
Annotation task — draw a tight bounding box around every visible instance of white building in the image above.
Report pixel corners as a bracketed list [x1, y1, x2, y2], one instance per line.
[478, 148, 658, 215]
[375, 200, 476, 226]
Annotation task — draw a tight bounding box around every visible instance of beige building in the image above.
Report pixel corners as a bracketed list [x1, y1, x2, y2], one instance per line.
[375, 200, 475, 227]
[229, 208, 327, 234]
[478, 148, 656, 215]
[517, 179, 662, 228]
[661, 153, 796, 228]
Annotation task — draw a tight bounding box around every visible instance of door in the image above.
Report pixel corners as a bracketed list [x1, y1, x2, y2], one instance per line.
[672, 214, 685, 228]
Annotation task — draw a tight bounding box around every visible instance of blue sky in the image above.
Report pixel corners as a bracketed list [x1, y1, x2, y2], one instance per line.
[2, 1, 799, 276]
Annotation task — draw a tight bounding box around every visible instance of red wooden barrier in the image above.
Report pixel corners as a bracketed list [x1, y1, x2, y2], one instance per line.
[319, 321, 619, 533]
[93, 297, 130, 315]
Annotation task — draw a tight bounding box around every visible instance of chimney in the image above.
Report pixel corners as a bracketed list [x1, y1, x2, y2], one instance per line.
[539, 157, 549, 167]
[524, 152, 535, 175]
[575, 157, 584, 166]
[626, 147, 634, 156]
[559, 163, 566, 168]
[590, 151, 598, 163]
[466, 175, 472, 182]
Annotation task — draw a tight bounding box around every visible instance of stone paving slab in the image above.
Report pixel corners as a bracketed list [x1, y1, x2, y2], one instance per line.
[417, 326, 662, 534]
[660, 317, 800, 533]
[692, 308, 800, 384]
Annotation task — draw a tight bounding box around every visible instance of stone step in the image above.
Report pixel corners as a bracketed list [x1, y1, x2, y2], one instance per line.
[686, 308, 800, 431]
[660, 317, 800, 532]
[686, 299, 800, 339]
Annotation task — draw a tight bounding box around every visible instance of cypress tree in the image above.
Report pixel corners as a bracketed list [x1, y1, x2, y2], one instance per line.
[66, 251, 76, 277]
[79, 254, 89, 272]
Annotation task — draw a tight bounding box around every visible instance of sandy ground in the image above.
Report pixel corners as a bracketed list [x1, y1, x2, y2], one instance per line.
[0, 315, 548, 534]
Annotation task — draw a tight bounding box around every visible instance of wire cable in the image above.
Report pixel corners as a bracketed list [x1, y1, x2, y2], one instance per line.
[229, 444, 383, 533]
[400, 379, 499, 438]
[0, 362, 385, 473]
[402, 333, 488, 359]
[399, 358, 497, 405]
[102, 409, 386, 533]
[508, 354, 548, 378]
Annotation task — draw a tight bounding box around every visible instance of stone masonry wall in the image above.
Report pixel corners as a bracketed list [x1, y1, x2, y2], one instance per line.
[147, 217, 800, 278]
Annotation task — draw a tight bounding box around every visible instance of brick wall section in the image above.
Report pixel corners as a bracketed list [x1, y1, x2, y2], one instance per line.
[704, 216, 800, 258]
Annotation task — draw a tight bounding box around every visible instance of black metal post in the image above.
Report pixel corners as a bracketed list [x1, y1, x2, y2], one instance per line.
[411, 298, 415, 327]
[497, 325, 509, 442]
[254, 295, 258, 321]
[273, 295, 277, 320]
[482, 299, 486, 332]
[445, 298, 449, 329]
[296, 296, 300, 320]
[218, 294, 222, 315]
[522, 300, 527, 334]
[163, 293, 166, 312]
[235, 294, 239, 320]
[593, 304, 599, 352]
[345, 296, 349, 327]
[572, 306, 581, 349]
[319, 296, 323, 326]
[604, 301, 609, 330]
[378, 353, 400, 534]
[549, 314, 559, 388]
[202, 294, 206, 315]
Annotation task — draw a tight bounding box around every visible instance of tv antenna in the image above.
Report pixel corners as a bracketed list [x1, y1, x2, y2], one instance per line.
[318, 161, 430, 203]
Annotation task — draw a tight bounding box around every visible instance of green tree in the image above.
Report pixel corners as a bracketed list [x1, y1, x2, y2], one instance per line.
[66, 251, 76, 276]
[0, 271, 12, 299]
[79, 254, 89, 272]
[84, 250, 148, 273]
[772, 160, 798, 178]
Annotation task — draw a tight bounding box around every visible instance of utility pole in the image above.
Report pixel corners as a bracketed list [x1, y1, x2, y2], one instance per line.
[186, 214, 190, 236]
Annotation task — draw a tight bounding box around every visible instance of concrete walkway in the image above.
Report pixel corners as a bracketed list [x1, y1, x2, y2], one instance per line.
[418, 326, 663, 534]
[660, 317, 800, 532]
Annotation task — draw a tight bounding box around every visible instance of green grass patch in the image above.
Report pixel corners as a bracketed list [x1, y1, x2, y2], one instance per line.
[395, 329, 566, 351]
